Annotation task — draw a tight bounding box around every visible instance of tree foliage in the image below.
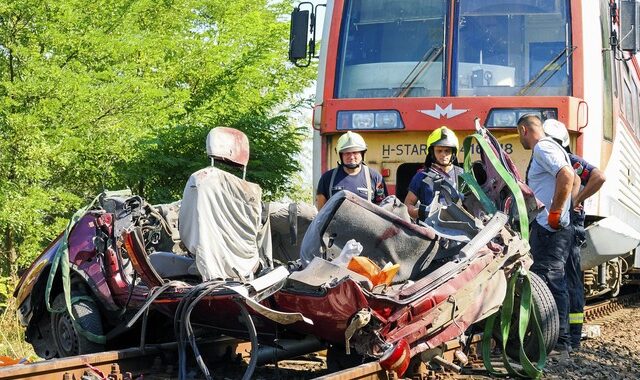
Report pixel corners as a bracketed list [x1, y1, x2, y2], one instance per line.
[0, 0, 315, 274]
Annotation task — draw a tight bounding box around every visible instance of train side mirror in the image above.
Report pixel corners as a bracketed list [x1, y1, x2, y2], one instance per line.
[289, 2, 325, 67]
[289, 8, 310, 63]
[621, 0, 640, 53]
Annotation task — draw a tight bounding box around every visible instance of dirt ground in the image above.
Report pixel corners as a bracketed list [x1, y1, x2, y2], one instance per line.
[542, 303, 640, 380]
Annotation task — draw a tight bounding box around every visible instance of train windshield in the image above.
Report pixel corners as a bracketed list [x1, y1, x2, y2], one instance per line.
[455, 0, 571, 96]
[335, 0, 447, 98]
[334, 0, 572, 98]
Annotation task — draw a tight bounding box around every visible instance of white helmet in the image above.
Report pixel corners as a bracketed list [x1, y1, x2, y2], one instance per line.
[336, 131, 367, 169]
[542, 119, 569, 148]
[336, 131, 367, 153]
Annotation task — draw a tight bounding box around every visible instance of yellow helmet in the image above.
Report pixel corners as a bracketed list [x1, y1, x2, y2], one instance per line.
[336, 131, 367, 153]
[426, 126, 459, 153]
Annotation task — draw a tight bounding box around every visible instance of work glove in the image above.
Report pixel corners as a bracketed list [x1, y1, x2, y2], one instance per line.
[548, 209, 562, 230]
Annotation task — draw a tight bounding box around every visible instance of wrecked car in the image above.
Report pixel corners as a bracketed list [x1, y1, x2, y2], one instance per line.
[14, 124, 558, 378]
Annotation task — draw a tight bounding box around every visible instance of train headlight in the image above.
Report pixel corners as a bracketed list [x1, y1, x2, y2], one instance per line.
[352, 112, 375, 129]
[376, 112, 400, 129]
[337, 110, 405, 130]
[486, 108, 557, 128]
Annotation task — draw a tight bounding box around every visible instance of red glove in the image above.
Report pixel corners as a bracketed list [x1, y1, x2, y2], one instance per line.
[548, 209, 562, 230]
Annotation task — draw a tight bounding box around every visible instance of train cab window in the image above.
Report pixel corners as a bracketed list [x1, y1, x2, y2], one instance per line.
[396, 163, 424, 203]
[453, 0, 571, 97]
[335, 0, 447, 98]
[633, 80, 640, 137]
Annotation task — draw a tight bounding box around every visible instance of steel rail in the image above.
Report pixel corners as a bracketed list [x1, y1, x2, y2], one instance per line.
[0, 337, 240, 380]
[313, 362, 390, 380]
[0, 343, 174, 380]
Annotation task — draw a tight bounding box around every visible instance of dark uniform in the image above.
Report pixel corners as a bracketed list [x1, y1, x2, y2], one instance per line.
[407, 165, 463, 206]
[316, 164, 387, 204]
[567, 153, 597, 350]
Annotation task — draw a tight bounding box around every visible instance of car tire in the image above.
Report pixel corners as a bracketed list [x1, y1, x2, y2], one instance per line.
[499, 271, 559, 362]
[50, 293, 105, 357]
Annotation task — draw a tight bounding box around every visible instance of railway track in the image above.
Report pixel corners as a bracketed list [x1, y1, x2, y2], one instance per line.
[0, 343, 174, 380]
[314, 362, 389, 380]
[0, 338, 240, 380]
[2, 291, 639, 380]
[311, 339, 489, 380]
[584, 291, 640, 322]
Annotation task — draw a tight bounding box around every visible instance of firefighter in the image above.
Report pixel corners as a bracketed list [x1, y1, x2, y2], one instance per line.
[516, 114, 576, 361]
[543, 119, 606, 352]
[316, 131, 387, 210]
[403, 126, 464, 221]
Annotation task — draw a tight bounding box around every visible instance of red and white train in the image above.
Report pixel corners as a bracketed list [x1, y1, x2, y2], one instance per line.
[290, 0, 640, 297]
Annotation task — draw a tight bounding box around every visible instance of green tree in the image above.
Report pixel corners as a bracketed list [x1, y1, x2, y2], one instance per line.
[0, 0, 315, 275]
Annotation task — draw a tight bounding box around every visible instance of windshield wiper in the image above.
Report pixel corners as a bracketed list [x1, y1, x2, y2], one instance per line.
[395, 45, 444, 97]
[517, 46, 576, 96]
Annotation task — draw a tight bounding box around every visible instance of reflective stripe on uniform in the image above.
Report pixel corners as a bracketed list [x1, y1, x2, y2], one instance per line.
[569, 312, 584, 324]
[329, 167, 338, 198]
[363, 165, 371, 201]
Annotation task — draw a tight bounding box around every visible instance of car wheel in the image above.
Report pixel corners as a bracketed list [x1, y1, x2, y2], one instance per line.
[50, 293, 105, 357]
[498, 271, 559, 362]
